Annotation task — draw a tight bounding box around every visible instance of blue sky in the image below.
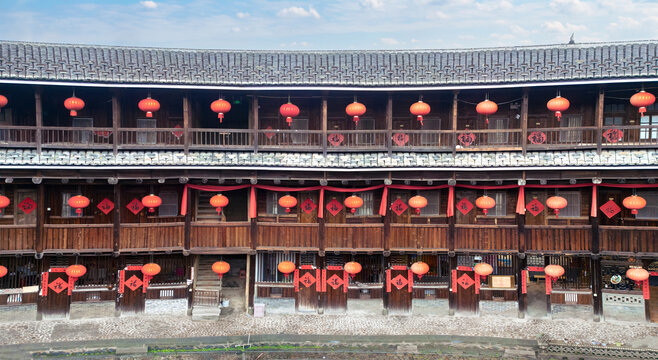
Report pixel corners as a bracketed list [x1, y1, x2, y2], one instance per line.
[0, 0, 653, 50]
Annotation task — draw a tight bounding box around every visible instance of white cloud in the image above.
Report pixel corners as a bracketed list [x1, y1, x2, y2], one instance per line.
[236, 12, 248, 19]
[550, 0, 591, 13]
[426, 11, 448, 19]
[277, 6, 320, 19]
[139, 1, 157, 9]
[361, 0, 384, 9]
[542, 20, 587, 34]
[232, 27, 241, 32]
[380, 37, 399, 45]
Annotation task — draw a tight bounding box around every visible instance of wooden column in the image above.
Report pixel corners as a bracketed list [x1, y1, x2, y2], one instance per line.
[386, 94, 393, 156]
[383, 181, 391, 252]
[35, 182, 45, 255]
[448, 192, 456, 315]
[183, 94, 191, 155]
[113, 184, 121, 254]
[590, 184, 602, 320]
[184, 186, 192, 251]
[595, 88, 604, 154]
[544, 255, 551, 317]
[521, 89, 529, 155]
[318, 216, 325, 257]
[451, 91, 459, 156]
[112, 92, 120, 155]
[247, 254, 256, 313]
[517, 253, 527, 318]
[250, 187, 258, 250]
[251, 96, 259, 154]
[317, 255, 326, 314]
[35, 88, 42, 154]
[322, 94, 328, 156]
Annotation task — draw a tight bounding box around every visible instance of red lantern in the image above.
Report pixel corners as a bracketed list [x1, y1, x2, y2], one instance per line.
[139, 96, 160, 118]
[545, 264, 564, 278]
[411, 261, 430, 279]
[476, 99, 498, 125]
[546, 196, 568, 218]
[630, 90, 655, 116]
[346, 101, 366, 125]
[344, 261, 362, 280]
[475, 195, 496, 216]
[210, 194, 229, 215]
[212, 261, 231, 279]
[0, 265, 6, 278]
[68, 195, 90, 217]
[280, 102, 300, 127]
[278, 195, 297, 213]
[64, 95, 85, 117]
[623, 195, 646, 215]
[410, 101, 431, 126]
[408, 195, 428, 215]
[211, 98, 231, 123]
[547, 95, 570, 122]
[277, 261, 296, 278]
[141, 194, 162, 213]
[474, 263, 493, 278]
[626, 267, 649, 282]
[141, 263, 161, 292]
[0, 95, 7, 112]
[66, 264, 87, 295]
[344, 195, 364, 214]
[0, 195, 10, 214]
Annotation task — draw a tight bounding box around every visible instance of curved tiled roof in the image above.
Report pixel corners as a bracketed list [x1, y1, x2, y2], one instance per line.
[0, 40, 658, 88]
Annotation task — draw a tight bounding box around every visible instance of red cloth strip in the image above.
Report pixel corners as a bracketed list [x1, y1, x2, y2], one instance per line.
[516, 186, 525, 215]
[591, 185, 598, 217]
[181, 184, 251, 216]
[447, 186, 454, 217]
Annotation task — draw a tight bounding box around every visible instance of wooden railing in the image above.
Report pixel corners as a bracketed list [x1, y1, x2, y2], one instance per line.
[41, 127, 114, 149]
[455, 224, 518, 251]
[0, 126, 37, 147]
[599, 225, 658, 254]
[326, 130, 387, 151]
[390, 130, 453, 151]
[190, 222, 251, 249]
[325, 223, 383, 250]
[0, 225, 36, 252]
[600, 125, 658, 147]
[456, 129, 522, 150]
[390, 224, 449, 250]
[42, 224, 113, 252]
[526, 127, 598, 150]
[189, 128, 253, 150]
[119, 222, 184, 251]
[118, 128, 185, 149]
[525, 225, 591, 252]
[257, 223, 319, 249]
[258, 129, 323, 150]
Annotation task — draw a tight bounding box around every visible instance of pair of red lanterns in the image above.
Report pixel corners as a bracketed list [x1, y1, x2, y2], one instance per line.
[276, 261, 363, 279]
[475, 95, 570, 124]
[65, 194, 162, 216]
[474, 194, 568, 217]
[274, 194, 364, 214]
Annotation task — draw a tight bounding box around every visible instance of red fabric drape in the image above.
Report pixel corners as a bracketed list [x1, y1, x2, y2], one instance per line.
[447, 186, 455, 217]
[323, 184, 386, 216]
[180, 184, 252, 216]
[250, 187, 257, 219]
[591, 185, 598, 218]
[516, 186, 525, 215]
[318, 188, 324, 218]
[380, 187, 388, 217]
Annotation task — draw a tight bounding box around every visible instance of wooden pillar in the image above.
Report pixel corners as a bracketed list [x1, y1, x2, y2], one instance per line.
[521, 89, 529, 155]
[451, 91, 459, 156]
[112, 91, 120, 155]
[183, 94, 190, 155]
[448, 209, 456, 315]
[383, 184, 391, 252]
[322, 94, 328, 156]
[113, 184, 121, 254]
[590, 184, 602, 321]
[517, 208, 527, 318]
[250, 187, 258, 250]
[595, 88, 604, 154]
[247, 254, 256, 313]
[184, 186, 192, 251]
[381, 253, 389, 313]
[251, 96, 259, 154]
[544, 255, 551, 317]
[318, 216, 325, 256]
[386, 93, 393, 156]
[35, 182, 45, 254]
[35, 88, 42, 154]
[317, 255, 326, 314]
[186, 255, 194, 316]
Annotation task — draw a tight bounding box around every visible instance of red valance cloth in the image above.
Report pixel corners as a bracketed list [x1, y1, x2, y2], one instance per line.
[180, 184, 251, 216]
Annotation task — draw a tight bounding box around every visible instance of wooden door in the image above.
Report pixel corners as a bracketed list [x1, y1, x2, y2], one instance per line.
[298, 191, 318, 223]
[454, 268, 478, 314]
[295, 266, 319, 313]
[386, 265, 412, 314]
[323, 266, 348, 313]
[40, 268, 71, 319]
[118, 267, 146, 313]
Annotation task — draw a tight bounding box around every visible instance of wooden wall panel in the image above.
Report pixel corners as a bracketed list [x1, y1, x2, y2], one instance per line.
[600, 226, 658, 254]
[390, 224, 449, 251]
[190, 222, 250, 249]
[257, 223, 319, 249]
[42, 224, 113, 251]
[526, 225, 591, 252]
[454, 225, 518, 251]
[119, 223, 184, 250]
[325, 224, 383, 250]
[0, 226, 35, 252]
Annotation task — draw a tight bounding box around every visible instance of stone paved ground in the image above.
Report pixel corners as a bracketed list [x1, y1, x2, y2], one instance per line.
[0, 311, 655, 350]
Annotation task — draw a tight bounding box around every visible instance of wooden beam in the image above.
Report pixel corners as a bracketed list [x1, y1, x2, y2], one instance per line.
[113, 183, 120, 254]
[591, 255, 602, 322]
[521, 89, 529, 155]
[252, 96, 259, 154]
[595, 88, 604, 154]
[35, 182, 45, 255]
[451, 91, 459, 156]
[111, 92, 120, 155]
[35, 88, 42, 154]
[517, 254, 527, 318]
[247, 254, 255, 312]
[184, 185, 191, 251]
[183, 94, 190, 155]
[386, 93, 393, 156]
[322, 94, 328, 156]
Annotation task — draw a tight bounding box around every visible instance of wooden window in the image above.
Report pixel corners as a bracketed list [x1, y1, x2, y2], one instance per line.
[356, 118, 375, 145]
[265, 192, 287, 215]
[487, 191, 507, 217]
[604, 116, 623, 126]
[420, 118, 441, 146]
[557, 191, 581, 217]
[640, 115, 658, 140]
[137, 118, 157, 144]
[417, 190, 440, 216]
[291, 118, 309, 144]
[72, 117, 93, 144]
[489, 117, 509, 144]
[353, 192, 374, 216]
[158, 190, 178, 217]
[15, 190, 36, 225]
[636, 191, 658, 219]
[61, 193, 78, 218]
[560, 115, 582, 143]
[256, 252, 295, 283]
[604, 103, 625, 113]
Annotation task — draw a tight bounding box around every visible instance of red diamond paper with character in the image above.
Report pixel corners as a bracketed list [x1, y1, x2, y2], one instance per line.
[18, 197, 36, 215]
[391, 198, 408, 216]
[124, 275, 143, 291]
[328, 133, 344, 146]
[265, 126, 274, 140]
[526, 199, 545, 216]
[391, 274, 408, 290]
[456, 198, 473, 215]
[126, 198, 144, 215]
[326, 199, 343, 216]
[172, 123, 183, 138]
[301, 198, 316, 215]
[48, 277, 68, 294]
[299, 272, 316, 287]
[97, 198, 115, 215]
[326, 274, 344, 289]
[600, 200, 621, 218]
[457, 273, 475, 289]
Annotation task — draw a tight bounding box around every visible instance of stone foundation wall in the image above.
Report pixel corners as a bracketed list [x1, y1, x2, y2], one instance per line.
[69, 301, 115, 320]
[602, 292, 645, 323]
[479, 301, 518, 318]
[253, 297, 295, 315]
[0, 304, 37, 322]
[412, 299, 449, 316]
[144, 299, 187, 315]
[347, 299, 384, 315]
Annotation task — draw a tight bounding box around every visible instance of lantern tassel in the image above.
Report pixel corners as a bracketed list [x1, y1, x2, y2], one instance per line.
[146, 111, 153, 118]
[219, 113, 224, 123]
[149, 208, 155, 213]
[486, 117, 489, 125]
[216, 207, 222, 215]
[416, 208, 421, 215]
[287, 117, 292, 126]
[351, 208, 356, 214]
[70, 110, 77, 117]
[353, 116, 359, 125]
[640, 107, 646, 116]
[483, 209, 488, 216]
[632, 209, 638, 215]
[286, 208, 291, 213]
[555, 111, 561, 121]
[555, 209, 559, 218]
[417, 115, 423, 126]
[76, 208, 82, 217]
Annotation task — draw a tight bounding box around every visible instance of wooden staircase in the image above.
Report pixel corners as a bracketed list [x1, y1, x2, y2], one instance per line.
[191, 256, 222, 320]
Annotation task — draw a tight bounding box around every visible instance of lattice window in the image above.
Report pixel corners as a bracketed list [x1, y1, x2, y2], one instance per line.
[636, 191, 658, 219]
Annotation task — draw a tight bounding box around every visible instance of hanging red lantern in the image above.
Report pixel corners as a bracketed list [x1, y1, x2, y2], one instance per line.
[475, 195, 496, 216]
[630, 90, 655, 116]
[0, 95, 7, 112]
[546, 196, 568, 218]
[544, 264, 565, 279]
[210, 194, 229, 215]
[411, 261, 430, 279]
[68, 195, 90, 217]
[408, 195, 428, 215]
[211, 98, 231, 123]
[0, 195, 10, 214]
[474, 263, 493, 278]
[476, 99, 498, 125]
[0, 265, 6, 278]
[64, 94, 85, 117]
[141, 263, 161, 292]
[344, 261, 362, 280]
[277, 261, 296, 278]
[626, 267, 649, 283]
[139, 96, 160, 118]
[278, 195, 297, 213]
[280, 102, 300, 127]
[346, 101, 366, 125]
[141, 194, 162, 213]
[623, 195, 646, 215]
[212, 261, 231, 279]
[410, 100, 431, 126]
[547, 95, 570, 122]
[344, 195, 364, 214]
[65, 264, 87, 295]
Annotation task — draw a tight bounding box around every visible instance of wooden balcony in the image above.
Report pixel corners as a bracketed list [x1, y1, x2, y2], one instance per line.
[0, 225, 36, 253]
[257, 223, 319, 251]
[599, 226, 658, 254]
[526, 127, 598, 150]
[455, 225, 518, 251]
[390, 224, 449, 251]
[325, 223, 383, 251]
[525, 225, 591, 253]
[189, 222, 251, 252]
[42, 224, 113, 253]
[119, 222, 184, 252]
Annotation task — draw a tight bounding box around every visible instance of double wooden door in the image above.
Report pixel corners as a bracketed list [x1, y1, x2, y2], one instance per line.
[454, 268, 478, 314]
[386, 266, 412, 314]
[118, 266, 146, 313]
[40, 268, 70, 319]
[294, 265, 350, 313]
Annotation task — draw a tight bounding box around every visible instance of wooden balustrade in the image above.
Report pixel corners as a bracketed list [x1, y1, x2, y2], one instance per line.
[257, 129, 323, 150]
[599, 225, 658, 254]
[0, 126, 37, 147]
[119, 222, 184, 251]
[390, 130, 453, 151]
[525, 225, 591, 252]
[390, 224, 449, 251]
[190, 222, 251, 250]
[600, 125, 658, 148]
[42, 224, 113, 252]
[454, 225, 518, 251]
[257, 223, 319, 250]
[325, 223, 383, 251]
[118, 128, 185, 149]
[456, 129, 522, 150]
[526, 127, 598, 150]
[41, 127, 114, 149]
[189, 128, 252, 150]
[326, 130, 387, 151]
[0, 225, 36, 252]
